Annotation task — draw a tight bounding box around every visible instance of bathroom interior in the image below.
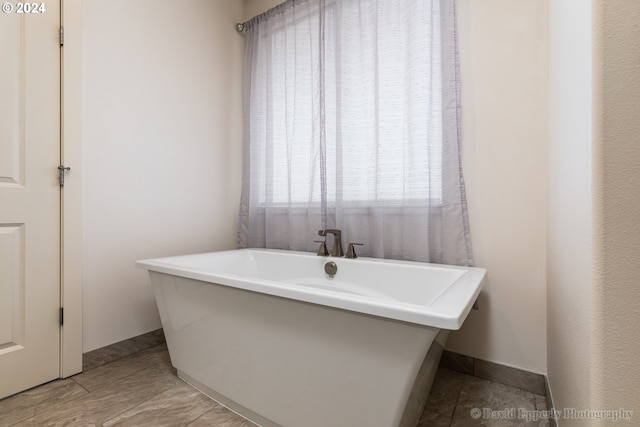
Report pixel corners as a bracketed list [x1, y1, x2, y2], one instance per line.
[1, 0, 639, 425]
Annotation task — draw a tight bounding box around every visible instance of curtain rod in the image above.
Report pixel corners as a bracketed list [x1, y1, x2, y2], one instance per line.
[236, 22, 246, 33]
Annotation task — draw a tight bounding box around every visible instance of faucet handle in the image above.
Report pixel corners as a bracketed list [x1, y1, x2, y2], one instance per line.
[345, 243, 363, 259]
[313, 240, 329, 256]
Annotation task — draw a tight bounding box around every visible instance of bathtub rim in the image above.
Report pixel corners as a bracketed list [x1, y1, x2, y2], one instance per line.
[136, 248, 486, 330]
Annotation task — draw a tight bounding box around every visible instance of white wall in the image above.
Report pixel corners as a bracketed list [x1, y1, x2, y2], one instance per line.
[83, 0, 244, 352]
[547, 1, 640, 419]
[244, 0, 283, 20]
[446, 0, 548, 373]
[547, 0, 593, 419]
[591, 0, 640, 416]
[244, 0, 549, 373]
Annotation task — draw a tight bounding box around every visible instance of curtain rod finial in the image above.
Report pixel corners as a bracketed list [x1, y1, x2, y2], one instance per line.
[236, 23, 246, 33]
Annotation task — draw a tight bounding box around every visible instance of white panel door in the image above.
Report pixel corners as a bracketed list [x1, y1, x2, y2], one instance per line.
[0, 1, 61, 398]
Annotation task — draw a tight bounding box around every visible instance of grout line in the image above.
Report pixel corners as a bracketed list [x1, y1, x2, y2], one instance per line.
[447, 372, 467, 427]
[70, 377, 90, 395]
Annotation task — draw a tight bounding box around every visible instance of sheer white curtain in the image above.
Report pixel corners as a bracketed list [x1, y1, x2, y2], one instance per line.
[238, 0, 473, 265]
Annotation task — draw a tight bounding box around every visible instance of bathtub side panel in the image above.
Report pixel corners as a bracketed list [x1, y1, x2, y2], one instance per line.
[150, 272, 438, 427]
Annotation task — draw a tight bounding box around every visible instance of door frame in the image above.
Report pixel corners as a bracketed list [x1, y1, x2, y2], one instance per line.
[60, 0, 83, 377]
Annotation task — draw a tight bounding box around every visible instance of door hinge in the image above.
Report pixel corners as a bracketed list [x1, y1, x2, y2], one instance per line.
[59, 307, 64, 326]
[58, 165, 71, 187]
[59, 26, 64, 46]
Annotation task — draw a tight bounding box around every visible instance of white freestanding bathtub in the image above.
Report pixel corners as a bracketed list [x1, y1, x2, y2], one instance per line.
[136, 249, 486, 427]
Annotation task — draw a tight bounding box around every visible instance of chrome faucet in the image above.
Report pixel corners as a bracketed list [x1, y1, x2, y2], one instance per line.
[318, 229, 344, 257]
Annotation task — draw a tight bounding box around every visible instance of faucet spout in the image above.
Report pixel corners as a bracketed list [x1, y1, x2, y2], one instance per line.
[319, 229, 344, 257]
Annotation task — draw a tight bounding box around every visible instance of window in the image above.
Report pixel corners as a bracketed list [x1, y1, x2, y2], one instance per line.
[250, 0, 443, 206]
[240, 0, 472, 265]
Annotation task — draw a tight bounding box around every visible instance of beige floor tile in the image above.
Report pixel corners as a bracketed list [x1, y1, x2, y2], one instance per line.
[73, 344, 172, 392]
[103, 381, 217, 426]
[425, 367, 465, 418]
[451, 375, 542, 427]
[12, 366, 181, 426]
[1, 340, 551, 427]
[0, 379, 88, 427]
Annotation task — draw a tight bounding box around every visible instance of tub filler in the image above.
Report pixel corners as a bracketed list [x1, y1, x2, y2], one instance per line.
[136, 249, 485, 427]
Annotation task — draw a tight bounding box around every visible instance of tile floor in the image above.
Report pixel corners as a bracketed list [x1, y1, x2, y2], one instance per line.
[0, 343, 549, 426]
